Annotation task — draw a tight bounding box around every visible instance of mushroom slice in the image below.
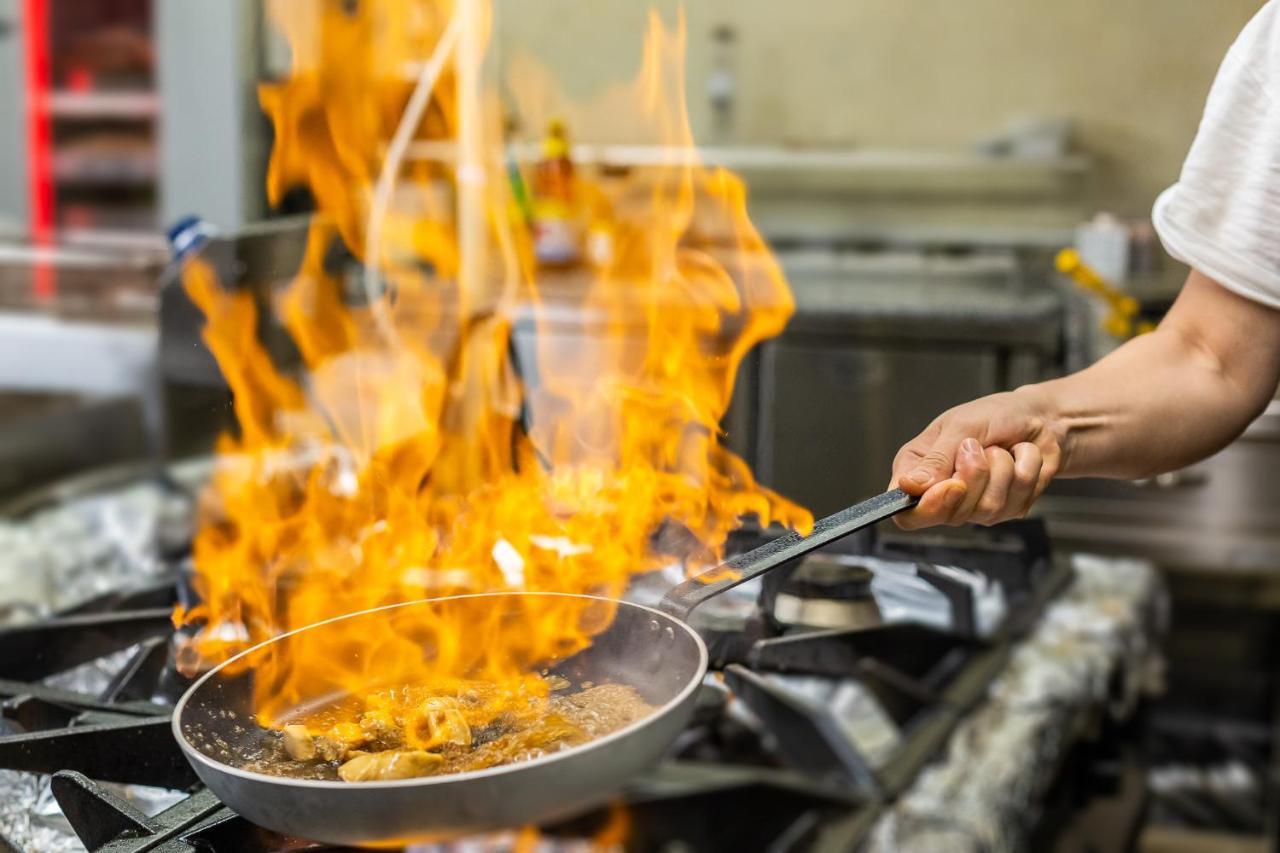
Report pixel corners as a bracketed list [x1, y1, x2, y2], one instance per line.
[338, 749, 444, 782]
[281, 724, 316, 761]
[405, 697, 472, 751]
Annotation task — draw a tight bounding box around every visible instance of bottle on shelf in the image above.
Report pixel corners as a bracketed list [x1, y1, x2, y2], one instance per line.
[1074, 212, 1130, 287]
[707, 25, 737, 144]
[531, 119, 581, 267]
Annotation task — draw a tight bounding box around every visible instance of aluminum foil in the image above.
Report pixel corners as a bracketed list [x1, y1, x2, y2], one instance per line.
[764, 673, 904, 768]
[1, 643, 138, 853]
[0, 481, 185, 625]
[0, 770, 86, 853]
[0, 466, 205, 853]
[42, 646, 141, 695]
[864, 556, 1008, 637]
[866, 554, 1163, 853]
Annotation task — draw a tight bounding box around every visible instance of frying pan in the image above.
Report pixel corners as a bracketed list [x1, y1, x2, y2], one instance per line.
[173, 489, 916, 846]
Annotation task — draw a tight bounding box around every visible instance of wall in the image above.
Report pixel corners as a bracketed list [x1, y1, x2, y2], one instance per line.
[0, 0, 26, 233]
[495, 0, 1265, 219]
[158, 0, 266, 230]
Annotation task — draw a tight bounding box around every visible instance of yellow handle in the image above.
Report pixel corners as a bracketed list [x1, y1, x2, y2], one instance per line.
[1055, 248, 1148, 340]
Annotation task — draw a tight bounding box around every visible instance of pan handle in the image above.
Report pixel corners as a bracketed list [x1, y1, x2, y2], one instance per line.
[657, 489, 919, 622]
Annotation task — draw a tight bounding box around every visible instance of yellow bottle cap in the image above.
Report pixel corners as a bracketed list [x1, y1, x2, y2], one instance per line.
[543, 119, 569, 159]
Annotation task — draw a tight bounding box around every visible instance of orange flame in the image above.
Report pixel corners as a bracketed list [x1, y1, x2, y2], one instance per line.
[513, 801, 629, 852]
[177, 0, 809, 733]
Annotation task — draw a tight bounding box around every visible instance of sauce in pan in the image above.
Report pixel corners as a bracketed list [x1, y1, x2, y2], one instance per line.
[209, 681, 656, 782]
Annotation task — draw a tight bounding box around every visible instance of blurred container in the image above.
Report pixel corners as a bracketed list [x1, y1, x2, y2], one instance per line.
[531, 120, 581, 266]
[1075, 212, 1130, 286]
[976, 115, 1076, 160]
[1129, 222, 1161, 279]
[707, 25, 737, 143]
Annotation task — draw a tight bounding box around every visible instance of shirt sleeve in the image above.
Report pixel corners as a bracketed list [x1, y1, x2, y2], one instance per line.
[1153, 0, 1280, 310]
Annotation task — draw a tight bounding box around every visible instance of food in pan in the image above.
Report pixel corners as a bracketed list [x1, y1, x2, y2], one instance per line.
[241, 677, 655, 782]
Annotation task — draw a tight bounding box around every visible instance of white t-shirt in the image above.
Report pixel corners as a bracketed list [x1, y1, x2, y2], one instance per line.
[1154, 1, 1280, 310]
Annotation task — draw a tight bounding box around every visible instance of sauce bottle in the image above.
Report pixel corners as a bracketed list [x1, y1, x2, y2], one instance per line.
[531, 119, 581, 266]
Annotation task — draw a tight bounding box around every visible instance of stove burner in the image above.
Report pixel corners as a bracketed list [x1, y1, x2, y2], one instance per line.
[0, 584, 195, 793]
[771, 557, 882, 631]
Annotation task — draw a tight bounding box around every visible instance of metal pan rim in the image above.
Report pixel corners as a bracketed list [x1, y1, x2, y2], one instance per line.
[172, 590, 710, 790]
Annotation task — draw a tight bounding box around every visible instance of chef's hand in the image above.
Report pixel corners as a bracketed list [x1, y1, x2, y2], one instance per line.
[890, 389, 1063, 529]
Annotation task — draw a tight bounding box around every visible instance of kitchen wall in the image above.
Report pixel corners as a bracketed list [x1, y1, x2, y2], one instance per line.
[0, 0, 26, 233]
[158, 0, 268, 229]
[495, 0, 1264, 219]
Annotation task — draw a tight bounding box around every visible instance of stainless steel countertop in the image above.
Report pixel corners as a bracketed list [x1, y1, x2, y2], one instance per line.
[782, 275, 1062, 350]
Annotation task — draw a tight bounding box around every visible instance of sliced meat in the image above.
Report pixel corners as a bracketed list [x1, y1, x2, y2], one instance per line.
[404, 697, 472, 751]
[359, 708, 403, 751]
[316, 721, 366, 762]
[281, 724, 316, 761]
[337, 749, 444, 782]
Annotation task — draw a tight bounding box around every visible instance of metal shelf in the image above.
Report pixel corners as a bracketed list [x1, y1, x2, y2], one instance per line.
[52, 151, 157, 187]
[46, 91, 158, 120]
[408, 140, 1091, 175]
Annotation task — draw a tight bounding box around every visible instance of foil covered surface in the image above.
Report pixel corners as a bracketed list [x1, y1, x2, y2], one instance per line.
[0, 643, 188, 853]
[867, 554, 1164, 853]
[0, 642, 184, 853]
[0, 468, 203, 853]
[0, 769, 187, 853]
[0, 770, 87, 853]
[0, 480, 184, 625]
[43, 646, 141, 695]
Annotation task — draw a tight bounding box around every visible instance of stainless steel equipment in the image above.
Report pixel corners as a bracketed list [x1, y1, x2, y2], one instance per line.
[0, 241, 168, 499]
[0, 393, 148, 501]
[153, 220, 1067, 524]
[173, 490, 916, 846]
[738, 250, 1062, 516]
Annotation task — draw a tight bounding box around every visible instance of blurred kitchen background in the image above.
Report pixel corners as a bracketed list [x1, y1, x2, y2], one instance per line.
[1, 1, 1277, 851]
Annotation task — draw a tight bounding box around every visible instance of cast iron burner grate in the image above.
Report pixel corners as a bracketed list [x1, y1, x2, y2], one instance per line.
[0, 517, 1070, 852]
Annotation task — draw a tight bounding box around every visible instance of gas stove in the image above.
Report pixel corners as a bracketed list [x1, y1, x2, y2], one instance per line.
[0, 221, 1159, 851]
[0, 464, 1077, 852]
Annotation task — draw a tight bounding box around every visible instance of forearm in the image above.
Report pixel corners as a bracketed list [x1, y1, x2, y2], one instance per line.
[1026, 271, 1280, 480]
[1026, 328, 1269, 479]
[891, 271, 1280, 529]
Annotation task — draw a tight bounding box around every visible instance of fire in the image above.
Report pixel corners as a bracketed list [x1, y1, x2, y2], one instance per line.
[177, 0, 809, 740]
[512, 801, 629, 852]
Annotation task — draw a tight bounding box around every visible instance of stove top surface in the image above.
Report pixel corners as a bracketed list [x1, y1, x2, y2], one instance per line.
[0, 470, 1073, 852]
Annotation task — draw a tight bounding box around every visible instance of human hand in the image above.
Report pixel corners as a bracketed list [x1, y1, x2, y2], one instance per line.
[890, 389, 1063, 529]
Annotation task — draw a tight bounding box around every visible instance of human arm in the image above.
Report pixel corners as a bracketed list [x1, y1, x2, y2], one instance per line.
[891, 270, 1280, 529]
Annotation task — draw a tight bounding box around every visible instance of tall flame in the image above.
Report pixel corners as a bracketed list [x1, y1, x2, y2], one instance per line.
[177, 0, 810, 729]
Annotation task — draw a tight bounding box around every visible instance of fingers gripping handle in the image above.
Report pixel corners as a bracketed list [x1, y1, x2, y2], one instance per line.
[657, 489, 919, 622]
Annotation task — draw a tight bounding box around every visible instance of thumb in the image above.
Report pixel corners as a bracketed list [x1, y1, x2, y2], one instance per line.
[896, 429, 970, 496]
